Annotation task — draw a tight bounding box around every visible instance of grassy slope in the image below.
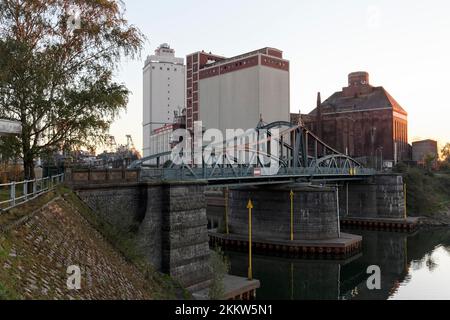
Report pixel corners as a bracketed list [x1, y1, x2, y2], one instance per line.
[0, 185, 190, 300]
[398, 166, 450, 216]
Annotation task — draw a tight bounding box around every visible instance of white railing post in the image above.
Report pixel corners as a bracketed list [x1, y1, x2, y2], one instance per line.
[10, 181, 16, 207]
[1, 172, 65, 212]
[33, 179, 37, 198]
[23, 181, 28, 201]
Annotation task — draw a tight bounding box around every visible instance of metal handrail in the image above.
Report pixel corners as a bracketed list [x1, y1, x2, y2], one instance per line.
[0, 173, 64, 213]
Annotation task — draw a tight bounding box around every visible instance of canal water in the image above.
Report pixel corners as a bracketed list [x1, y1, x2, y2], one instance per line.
[224, 227, 450, 300]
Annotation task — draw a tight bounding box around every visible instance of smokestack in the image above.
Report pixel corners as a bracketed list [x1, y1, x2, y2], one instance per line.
[316, 92, 323, 138]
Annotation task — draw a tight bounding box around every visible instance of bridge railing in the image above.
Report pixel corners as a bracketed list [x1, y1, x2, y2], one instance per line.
[147, 166, 376, 182]
[0, 173, 64, 213]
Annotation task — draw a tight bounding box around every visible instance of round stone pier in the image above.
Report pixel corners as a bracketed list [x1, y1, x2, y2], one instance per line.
[229, 185, 339, 241]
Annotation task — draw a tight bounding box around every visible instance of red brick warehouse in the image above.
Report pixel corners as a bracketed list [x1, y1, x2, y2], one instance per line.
[293, 72, 409, 166]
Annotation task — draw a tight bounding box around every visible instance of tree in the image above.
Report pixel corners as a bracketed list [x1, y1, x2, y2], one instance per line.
[442, 143, 450, 162]
[0, 0, 144, 179]
[424, 153, 436, 173]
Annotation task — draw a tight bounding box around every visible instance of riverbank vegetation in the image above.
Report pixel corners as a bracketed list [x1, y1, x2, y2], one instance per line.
[395, 161, 450, 217]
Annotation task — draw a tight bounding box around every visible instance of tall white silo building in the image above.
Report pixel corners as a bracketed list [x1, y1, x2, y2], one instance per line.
[143, 43, 185, 158]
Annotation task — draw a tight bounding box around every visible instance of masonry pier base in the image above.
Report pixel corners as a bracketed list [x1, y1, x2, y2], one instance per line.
[210, 184, 362, 258]
[340, 174, 420, 232]
[68, 172, 212, 292]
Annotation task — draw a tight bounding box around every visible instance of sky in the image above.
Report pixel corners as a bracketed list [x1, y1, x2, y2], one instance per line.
[109, 0, 450, 154]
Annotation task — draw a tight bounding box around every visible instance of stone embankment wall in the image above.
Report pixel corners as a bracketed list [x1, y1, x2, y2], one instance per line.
[70, 175, 211, 291]
[0, 197, 159, 299]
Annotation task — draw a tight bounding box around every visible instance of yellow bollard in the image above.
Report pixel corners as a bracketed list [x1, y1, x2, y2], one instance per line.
[247, 199, 254, 281]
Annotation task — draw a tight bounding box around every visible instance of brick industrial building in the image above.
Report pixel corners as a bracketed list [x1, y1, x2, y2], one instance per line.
[412, 139, 439, 166]
[186, 47, 290, 132]
[294, 72, 409, 165]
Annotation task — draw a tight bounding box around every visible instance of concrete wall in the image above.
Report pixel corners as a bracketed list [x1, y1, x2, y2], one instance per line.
[199, 66, 260, 132]
[199, 64, 290, 133]
[259, 65, 290, 126]
[73, 181, 211, 290]
[229, 185, 339, 241]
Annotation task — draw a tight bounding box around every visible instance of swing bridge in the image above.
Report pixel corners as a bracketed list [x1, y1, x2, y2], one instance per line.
[131, 121, 376, 186]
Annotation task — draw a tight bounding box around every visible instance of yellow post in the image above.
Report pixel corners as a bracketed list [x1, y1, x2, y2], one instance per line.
[290, 190, 294, 241]
[247, 199, 254, 280]
[225, 188, 229, 235]
[404, 183, 407, 219]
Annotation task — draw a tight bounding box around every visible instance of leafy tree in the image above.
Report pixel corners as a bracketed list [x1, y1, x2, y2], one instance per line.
[424, 153, 436, 173]
[0, 0, 144, 179]
[442, 143, 450, 162]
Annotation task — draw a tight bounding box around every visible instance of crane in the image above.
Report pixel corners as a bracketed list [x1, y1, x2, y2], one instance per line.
[126, 135, 135, 150]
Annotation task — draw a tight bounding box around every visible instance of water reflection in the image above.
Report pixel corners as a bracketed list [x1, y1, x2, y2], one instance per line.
[224, 228, 450, 300]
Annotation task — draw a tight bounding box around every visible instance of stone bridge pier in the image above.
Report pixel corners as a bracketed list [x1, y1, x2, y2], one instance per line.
[208, 184, 363, 257]
[340, 174, 418, 230]
[229, 185, 340, 241]
[345, 174, 405, 219]
[67, 170, 211, 292]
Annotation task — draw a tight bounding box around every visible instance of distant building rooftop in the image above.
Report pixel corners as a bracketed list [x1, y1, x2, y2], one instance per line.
[309, 72, 407, 116]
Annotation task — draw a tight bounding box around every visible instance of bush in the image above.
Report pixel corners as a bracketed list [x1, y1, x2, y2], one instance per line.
[208, 247, 230, 300]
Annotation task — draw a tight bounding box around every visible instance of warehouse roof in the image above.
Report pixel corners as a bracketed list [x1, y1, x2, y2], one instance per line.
[309, 86, 407, 116]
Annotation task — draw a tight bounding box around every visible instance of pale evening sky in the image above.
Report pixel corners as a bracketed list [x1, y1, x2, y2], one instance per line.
[109, 0, 450, 154]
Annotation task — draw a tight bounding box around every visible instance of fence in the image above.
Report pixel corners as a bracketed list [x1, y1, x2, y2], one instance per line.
[0, 173, 64, 212]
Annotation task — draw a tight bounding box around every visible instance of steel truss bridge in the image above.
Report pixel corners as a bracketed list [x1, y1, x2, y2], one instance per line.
[131, 121, 376, 186]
